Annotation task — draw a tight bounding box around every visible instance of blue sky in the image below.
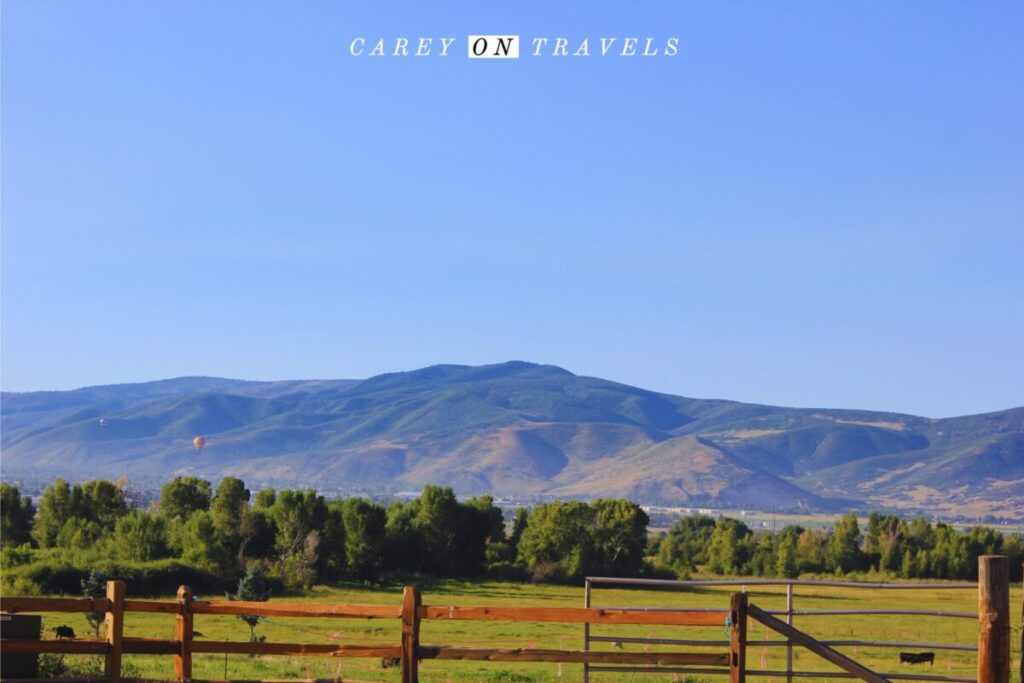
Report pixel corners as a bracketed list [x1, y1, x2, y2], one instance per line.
[2, 1, 1021, 417]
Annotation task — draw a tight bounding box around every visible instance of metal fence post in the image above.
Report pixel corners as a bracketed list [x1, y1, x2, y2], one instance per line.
[785, 581, 794, 683]
[977, 555, 1010, 683]
[583, 578, 591, 683]
[401, 585, 422, 683]
[104, 580, 125, 683]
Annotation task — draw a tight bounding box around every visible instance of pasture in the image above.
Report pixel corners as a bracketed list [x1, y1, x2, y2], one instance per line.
[20, 579, 1023, 682]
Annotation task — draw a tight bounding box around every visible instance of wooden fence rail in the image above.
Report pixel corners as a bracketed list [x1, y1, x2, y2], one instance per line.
[1, 557, 1016, 683]
[0, 582, 739, 683]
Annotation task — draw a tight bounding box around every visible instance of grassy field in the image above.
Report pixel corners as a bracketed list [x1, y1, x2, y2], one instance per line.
[20, 579, 1023, 683]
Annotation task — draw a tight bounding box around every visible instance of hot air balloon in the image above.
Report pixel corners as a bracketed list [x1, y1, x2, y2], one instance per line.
[193, 436, 206, 451]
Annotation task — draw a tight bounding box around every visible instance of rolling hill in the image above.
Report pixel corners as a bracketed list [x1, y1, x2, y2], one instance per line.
[2, 362, 1021, 517]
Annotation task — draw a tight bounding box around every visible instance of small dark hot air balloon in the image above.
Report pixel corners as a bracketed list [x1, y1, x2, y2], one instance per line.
[193, 436, 206, 451]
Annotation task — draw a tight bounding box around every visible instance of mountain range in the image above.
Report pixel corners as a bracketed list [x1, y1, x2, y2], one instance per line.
[2, 362, 1021, 518]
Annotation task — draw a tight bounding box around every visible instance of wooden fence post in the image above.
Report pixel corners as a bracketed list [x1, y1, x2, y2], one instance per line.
[175, 585, 194, 681]
[729, 592, 747, 683]
[401, 586, 422, 683]
[104, 580, 125, 683]
[978, 555, 1010, 683]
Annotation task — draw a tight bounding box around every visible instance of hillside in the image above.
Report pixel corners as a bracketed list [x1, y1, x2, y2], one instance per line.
[2, 362, 1021, 516]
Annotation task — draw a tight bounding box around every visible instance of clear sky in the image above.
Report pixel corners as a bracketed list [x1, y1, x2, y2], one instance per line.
[2, 1, 1021, 417]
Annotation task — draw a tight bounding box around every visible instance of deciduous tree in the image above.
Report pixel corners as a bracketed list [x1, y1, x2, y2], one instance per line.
[0, 483, 35, 547]
[160, 476, 212, 521]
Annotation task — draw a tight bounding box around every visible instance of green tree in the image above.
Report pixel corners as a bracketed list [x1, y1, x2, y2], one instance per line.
[775, 534, 798, 578]
[211, 477, 251, 566]
[174, 510, 230, 570]
[871, 514, 902, 573]
[516, 501, 596, 582]
[463, 495, 506, 544]
[747, 534, 777, 575]
[318, 503, 347, 581]
[81, 570, 107, 637]
[903, 517, 935, 553]
[254, 488, 276, 509]
[271, 490, 326, 556]
[900, 548, 916, 578]
[240, 508, 277, 560]
[864, 512, 883, 565]
[77, 480, 128, 528]
[456, 495, 506, 575]
[1003, 535, 1024, 582]
[929, 524, 968, 579]
[658, 515, 717, 576]
[381, 485, 470, 576]
[879, 535, 903, 574]
[795, 528, 827, 573]
[414, 485, 461, 574]
[271, 489, 328, 587]
[57, 516, 104, 549]
[227, 566, 271, 642]
[826, 512, 864, 574]
[341, 498, 387, 581]
[211, 478, 250, 540]
[33, 479, 74, 548]
[706, 519, 750, 574]
[509, 508, 529, 550]
[895, 518, 934, 578]
[1, 483, 36, 547]
[111, 510, 169, 561]
[160, 476, 212, 521]
[383, 500, 423, 572]
[590, 498, 649, 576]
[33, 478, 127, 549]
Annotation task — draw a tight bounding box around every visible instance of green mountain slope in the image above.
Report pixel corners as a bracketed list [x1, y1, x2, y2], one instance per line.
[2, 362, 1020, 515]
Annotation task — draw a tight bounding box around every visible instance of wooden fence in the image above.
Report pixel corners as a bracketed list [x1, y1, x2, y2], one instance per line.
[583, 555, 1017, 683]
[0, 556, 1016, 683]
[0, 583, 740, 683]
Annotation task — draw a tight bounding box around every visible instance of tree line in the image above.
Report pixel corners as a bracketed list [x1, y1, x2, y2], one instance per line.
[0, 478, 650, 592]
[1, 478, 1021, 595]
[656, 511, 1023, 581]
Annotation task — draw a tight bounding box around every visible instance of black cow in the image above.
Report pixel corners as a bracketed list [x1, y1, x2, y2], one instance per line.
[380, 657, 401, 669]
[899, 652, 935, 665]
[52, 626, 76, 640]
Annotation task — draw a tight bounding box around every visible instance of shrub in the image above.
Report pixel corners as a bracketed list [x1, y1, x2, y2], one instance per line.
[38, 654, 68, 678]
[485, 561, 526, 581]
[529, 561, 568, 584]
[1, 543, 36, 569]
[491, 672, 536, 682]
[1, 558, 236, 596]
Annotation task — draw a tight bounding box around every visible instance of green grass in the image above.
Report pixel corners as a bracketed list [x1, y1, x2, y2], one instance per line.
[24, 579, 1024, 682]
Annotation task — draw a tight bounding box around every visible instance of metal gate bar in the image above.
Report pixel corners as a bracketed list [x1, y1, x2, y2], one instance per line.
[582, 576, 978, 683]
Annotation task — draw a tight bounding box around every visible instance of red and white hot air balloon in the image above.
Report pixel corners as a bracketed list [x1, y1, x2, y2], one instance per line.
[193, 436, 206, 451]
